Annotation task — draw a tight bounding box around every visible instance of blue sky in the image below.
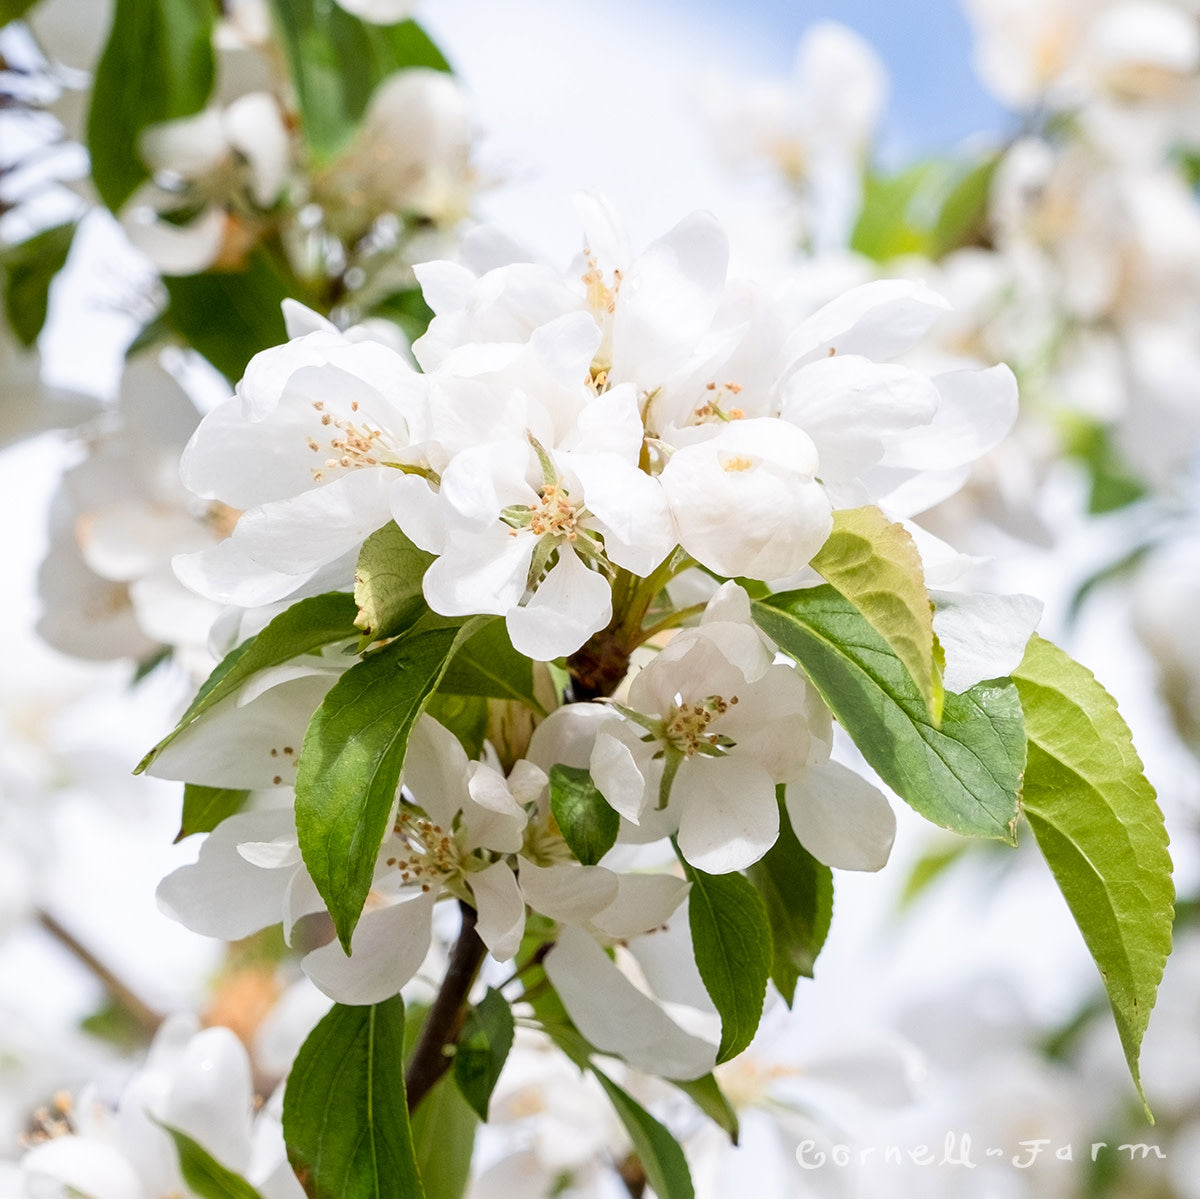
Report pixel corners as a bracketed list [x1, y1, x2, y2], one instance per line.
[680, 0, 1013, 158]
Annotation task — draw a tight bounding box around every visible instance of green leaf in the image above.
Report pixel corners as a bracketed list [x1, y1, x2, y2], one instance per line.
[931, 155, 998, 258]
[439, 618, 542, 713]
[87, 0, 216, 212]
[1013, 635, 1174, 1110]
[137, 592, 358, 774]
[669, 1074, 739, 1145]
[410, 1073, 477, 1199]
[370, 288, 435, 344]
[753, 587, 1026, 843]
[850, 163, 938, 262]
[896, 839, 970, 910]
[592, 1067, 695, 1199]
[453, 987, 515, 1121]
[162, 247, 292, 381]
[745, 791, 833, 1004]
[812, 504, 942, 722]
[1061, 415, 1148, 515]
[176, 784, 250, 842]
[267, 0, 450, 165]
[354, 522, 434, 645]
[283, 997, 425, 1199]
[296, 619, 475, 949]
[160, 1122, 264, 1199]
[678, 855, 771, 1064]
[1, 222, 76, 346]
[1, 0, 39, 24]
[424, 692, 489, 760]
[548, 765, 619, 867]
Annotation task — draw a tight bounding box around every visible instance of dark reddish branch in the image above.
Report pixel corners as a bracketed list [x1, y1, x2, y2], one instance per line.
[567, 625, 633, 701]
[405, 900, 487, 1113]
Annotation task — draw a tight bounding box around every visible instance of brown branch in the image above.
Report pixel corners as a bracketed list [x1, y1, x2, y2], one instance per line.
[405, 901, 487, 1114]
[36, 909, 163, 1039]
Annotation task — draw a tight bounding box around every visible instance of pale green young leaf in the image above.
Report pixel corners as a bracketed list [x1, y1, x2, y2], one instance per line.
[411, 1073, 477, 1199]
[1014, 635, 1174, 1111]
[753, 587, 1025, 843]
[549, 765, 619, 867]
[283, 997, 425, 1199]
[87, 0, 215, 211]
[678, 854, 771, 1064]
[453, 987, 515, 1121]
[592, 1067, 695, 1199]
[354, 522, 434, 645]
[745, 790, 833, 1004]
[160, 1122, 263, 1199]
[812, 504, 942, 722]
[136, 592, 358, 774]
[295, 620, 475, 949]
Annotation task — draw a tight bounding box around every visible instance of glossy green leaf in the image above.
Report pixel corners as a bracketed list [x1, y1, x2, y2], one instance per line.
[296, 620, 474, 948]
[548, 765, 619, 867]
[267, 0, 450, 164]
[439, 618, 541, 713]
[812, 504, 941, 722]
[593, 1067, 694, 1199]
[1, 222, 76, 346]
[746, 791, 833, 1004]
[679, 856, 771, 1064]
[1014, 635, 1174, 1110]
[354, 521, 434, 645]
[283, 997, 425, 1199]
[161, 1122, 263, 1199]
[161, 247, 292, 381]
[424, 692, 489, 760]
[176, 784, 250, 842]
[753, 587, 1025, 843]
[453, 987, 515, 1121]
[137, 592, 358, 774]
[87, 0, 216, 211]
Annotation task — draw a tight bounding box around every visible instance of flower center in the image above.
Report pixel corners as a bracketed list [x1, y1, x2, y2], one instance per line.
[663, 694, 738, 757]
[385, 811, 460, 893]
[527, 484, 580, 541]
[692, 380, 745, 425]
[307, 399, 400, 481]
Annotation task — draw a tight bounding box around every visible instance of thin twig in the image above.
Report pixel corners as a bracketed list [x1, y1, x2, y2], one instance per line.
[405, 901, 487, 1113]
[36, 909, 163, 1039]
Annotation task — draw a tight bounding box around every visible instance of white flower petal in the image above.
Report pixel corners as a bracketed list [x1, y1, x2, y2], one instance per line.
[157, 810, 297, 940]
[470, 862, 526, 961]
[881, 364, 1019, 471]
[931, 589, 1043, 692]
[505, 546, 612, 661]
[591, 873, 690, 940]
[544, 926, 717, 1080]
[589, 730, 647, 825]
[517, 859, 619, 923]
[785, 759, 895, 872]
[675, 757, 779, 874]
[22, 1137, 145, 1199]
[302, 893, 436, 1003]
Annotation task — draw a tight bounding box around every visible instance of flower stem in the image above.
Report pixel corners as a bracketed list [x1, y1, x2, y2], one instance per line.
[36, 909, 163, 1040]
[405, 900, 487, 1114]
